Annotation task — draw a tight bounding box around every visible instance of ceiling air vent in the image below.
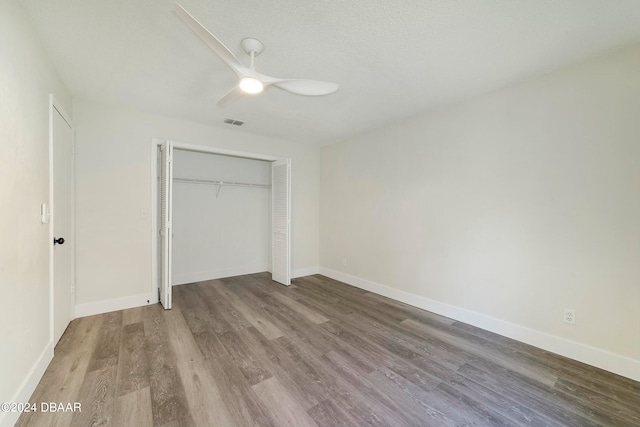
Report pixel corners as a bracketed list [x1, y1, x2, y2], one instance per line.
[224, 118, 244, 126]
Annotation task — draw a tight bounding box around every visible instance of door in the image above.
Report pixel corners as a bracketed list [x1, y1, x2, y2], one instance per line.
[271, 159, 291, 285]
[52, 105, 74, 345]
[159, 141, 173, 309]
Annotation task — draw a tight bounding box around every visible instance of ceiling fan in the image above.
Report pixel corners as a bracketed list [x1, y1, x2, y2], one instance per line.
[174, 3, 339, 107]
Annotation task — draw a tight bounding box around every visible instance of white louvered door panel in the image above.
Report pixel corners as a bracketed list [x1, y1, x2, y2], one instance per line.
[272, 159, 291, 285]
[160, 142, 173, 308]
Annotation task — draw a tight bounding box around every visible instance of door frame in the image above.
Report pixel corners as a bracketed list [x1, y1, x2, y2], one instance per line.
[49, 94, 75, 345]
[150, 139, 286, 303]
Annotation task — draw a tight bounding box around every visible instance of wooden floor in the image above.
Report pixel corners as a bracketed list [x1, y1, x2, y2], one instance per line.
[18, 273, 640, 427]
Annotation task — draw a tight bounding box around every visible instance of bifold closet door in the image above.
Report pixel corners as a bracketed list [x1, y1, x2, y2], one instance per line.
[159, 141, 173, 309]
[272, 159, 291, 286]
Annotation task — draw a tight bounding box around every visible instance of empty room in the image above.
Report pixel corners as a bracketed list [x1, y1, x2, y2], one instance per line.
[1, 0, 639, 426]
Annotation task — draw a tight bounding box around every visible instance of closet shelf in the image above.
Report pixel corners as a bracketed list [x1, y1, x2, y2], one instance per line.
[173, 177, 271, 189]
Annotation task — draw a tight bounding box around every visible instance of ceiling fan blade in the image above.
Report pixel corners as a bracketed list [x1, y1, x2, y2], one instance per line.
[174, 3, 249, 76]
[270, 79, 339, 96]
[217, 86, 243, 107]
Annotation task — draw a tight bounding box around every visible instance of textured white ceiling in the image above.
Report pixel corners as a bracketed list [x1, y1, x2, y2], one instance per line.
[18, 0, 640, 145]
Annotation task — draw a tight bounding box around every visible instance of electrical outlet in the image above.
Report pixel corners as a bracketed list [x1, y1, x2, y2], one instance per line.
[342, 258, 347, 266]
[564, 308, 576, 325]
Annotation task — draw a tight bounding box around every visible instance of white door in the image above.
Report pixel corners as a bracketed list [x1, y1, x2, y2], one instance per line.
[159, 141, 173, 309]
[52, 105, 74, 345]
[271, 159, 291, 285]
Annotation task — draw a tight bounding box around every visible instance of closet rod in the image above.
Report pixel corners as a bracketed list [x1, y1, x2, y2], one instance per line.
[173, 177, 271, 189]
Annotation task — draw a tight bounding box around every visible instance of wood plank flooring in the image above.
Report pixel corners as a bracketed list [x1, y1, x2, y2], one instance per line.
[17, 273, 640, 427]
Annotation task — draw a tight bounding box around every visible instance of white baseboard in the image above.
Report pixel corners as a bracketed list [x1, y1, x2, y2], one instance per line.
[318, 267, 640, 382]
[172, 265, 270, 286]
[0, 341, 53, 427]
[292, 266, 319, 279]
[75, 292, 157, 318]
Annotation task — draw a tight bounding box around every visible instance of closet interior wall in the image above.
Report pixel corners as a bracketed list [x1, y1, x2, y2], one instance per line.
[171, 149, 271, 285]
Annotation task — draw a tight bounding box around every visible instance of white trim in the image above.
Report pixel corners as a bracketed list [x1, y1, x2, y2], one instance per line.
[74, 293, 157, 318]
[0, 341, 53, 427]
[318, 267, 640, 382]
[169, 140, 279, 161]
[173, 265, 270, 285]
[292, 266, 319, 278]
[48, 96, 54, 348]
[150, 141, 159, 304]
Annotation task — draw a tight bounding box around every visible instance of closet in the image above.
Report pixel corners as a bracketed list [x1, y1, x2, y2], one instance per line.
[154, 140, 290, 309]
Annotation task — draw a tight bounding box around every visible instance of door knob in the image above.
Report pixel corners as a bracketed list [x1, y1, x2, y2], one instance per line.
[53, 237, 65, 245]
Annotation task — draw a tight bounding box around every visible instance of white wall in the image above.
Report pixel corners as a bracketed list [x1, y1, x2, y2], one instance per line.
[172, 150, 271, 285]
[73, 99, 319, 310]
[0, 1, 72, 425]
[320, 45, 640, 377]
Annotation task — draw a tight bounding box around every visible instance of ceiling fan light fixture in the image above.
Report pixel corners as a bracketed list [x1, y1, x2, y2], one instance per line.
[239, 77, 264, 94]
